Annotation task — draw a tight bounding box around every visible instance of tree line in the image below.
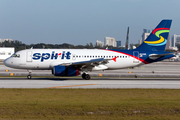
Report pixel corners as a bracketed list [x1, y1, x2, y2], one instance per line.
[1, 40, 176, 52]
[0, 40, 126, 52]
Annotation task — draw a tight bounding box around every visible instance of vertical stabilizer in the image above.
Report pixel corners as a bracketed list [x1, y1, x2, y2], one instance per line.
[136, 20, 172, 51]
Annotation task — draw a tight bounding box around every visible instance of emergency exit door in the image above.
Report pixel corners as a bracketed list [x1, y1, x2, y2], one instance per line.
[133, 51, 139, 63]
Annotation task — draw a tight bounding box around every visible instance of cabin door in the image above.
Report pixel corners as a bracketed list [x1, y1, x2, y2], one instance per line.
[26, 51, 32, 62]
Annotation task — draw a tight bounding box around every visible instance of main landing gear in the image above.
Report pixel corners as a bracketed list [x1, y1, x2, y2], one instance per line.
[27, 69, 32, 79]
[82, 73, 91, 80]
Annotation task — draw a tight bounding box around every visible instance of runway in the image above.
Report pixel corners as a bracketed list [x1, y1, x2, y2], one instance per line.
[0, 77, 180, 89]
[1, 62, 180, 78]
[0, 61, 180, 88]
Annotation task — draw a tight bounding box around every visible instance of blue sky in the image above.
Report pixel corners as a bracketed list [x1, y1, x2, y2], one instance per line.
[0, 0, 180, 46]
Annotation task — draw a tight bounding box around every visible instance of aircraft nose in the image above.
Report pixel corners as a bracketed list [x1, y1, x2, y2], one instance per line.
[4, 58, 11, 67]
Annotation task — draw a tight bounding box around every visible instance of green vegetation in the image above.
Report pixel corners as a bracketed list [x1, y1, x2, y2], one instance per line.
[0, 89, 180, 119]
[0, 40, 125, 52]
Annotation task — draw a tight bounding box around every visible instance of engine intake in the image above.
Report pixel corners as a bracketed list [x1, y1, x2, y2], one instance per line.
[52, 65, 79, 76]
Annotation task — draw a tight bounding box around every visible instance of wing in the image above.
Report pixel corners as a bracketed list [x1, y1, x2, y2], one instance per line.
[60, 58, 111, 71]
[61, 58, 108, 66]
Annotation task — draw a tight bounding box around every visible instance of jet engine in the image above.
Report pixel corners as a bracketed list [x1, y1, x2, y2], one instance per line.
[52, 65, 79, 76]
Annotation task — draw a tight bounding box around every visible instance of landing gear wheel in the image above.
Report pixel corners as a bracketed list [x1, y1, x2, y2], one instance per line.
[27, 75, 32, 79]
[27, 69, 32, 79]
[84, 74, 91, 80]
[82, 73, 86, 79]
[82, 73, 91, 80]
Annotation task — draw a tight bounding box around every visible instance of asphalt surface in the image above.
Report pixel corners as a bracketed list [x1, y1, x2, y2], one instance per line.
[0, 78, 180, 89]
[0, 61, 180, 88]
[1, 61, 180, 78]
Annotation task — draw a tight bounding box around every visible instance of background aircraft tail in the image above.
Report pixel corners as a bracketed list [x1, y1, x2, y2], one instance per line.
[136, 20, 172, 51]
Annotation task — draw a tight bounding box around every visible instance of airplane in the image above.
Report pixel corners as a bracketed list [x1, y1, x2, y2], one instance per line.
[4, 19, 174, 80]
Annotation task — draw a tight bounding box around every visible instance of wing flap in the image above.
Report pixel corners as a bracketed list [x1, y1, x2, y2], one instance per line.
[60, 58, 109, 66]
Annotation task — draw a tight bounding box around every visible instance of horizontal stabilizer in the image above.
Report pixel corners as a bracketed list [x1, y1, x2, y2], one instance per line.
[149, 53, 174, 60]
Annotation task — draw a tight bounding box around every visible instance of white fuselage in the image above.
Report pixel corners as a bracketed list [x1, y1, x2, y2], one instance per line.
[4, 49, 144, 70]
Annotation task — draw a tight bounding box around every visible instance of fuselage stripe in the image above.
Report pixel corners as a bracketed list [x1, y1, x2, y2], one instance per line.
[103, 49, 149, 64]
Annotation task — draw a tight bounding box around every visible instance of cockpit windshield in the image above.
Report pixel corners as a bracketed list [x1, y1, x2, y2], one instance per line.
[11, 53, 20, 58]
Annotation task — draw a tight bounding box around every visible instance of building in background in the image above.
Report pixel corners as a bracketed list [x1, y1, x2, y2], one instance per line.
[171, 34, 180, 47]
[116, 41, 121, 47]
[139, 38, 142, 45]
[0, 47, 15, 60]
[139, 29, 152, 45]
[96, 40, 104, 47]
[0, 38, 13, 43]
[142, 29, 152, 41]
[165, 35, 171, 50]
[104, 37, 117, 47]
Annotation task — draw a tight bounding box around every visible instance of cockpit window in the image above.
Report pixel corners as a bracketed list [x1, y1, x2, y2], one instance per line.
[11, 53, 20, 58]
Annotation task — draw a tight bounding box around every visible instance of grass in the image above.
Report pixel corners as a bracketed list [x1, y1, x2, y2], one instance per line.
[0, 89, 180, 120]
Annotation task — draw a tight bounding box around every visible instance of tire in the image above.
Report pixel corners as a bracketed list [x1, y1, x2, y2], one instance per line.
[27, 75, 31, 79]
[82, 73, 86, 79]
[84, 74, 91, 80]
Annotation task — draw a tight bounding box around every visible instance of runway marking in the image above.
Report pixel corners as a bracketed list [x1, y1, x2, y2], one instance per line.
[48, 84, 98, 88]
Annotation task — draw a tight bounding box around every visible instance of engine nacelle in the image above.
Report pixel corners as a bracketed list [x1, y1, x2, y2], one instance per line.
[52, 65, 79, 76]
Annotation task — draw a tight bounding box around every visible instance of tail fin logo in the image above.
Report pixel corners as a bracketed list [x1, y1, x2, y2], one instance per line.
[144, 28, 169, 46]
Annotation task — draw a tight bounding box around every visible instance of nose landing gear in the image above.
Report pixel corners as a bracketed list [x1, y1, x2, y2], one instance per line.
[27, 75, 31, 79]
[27, 69, 32, 79]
